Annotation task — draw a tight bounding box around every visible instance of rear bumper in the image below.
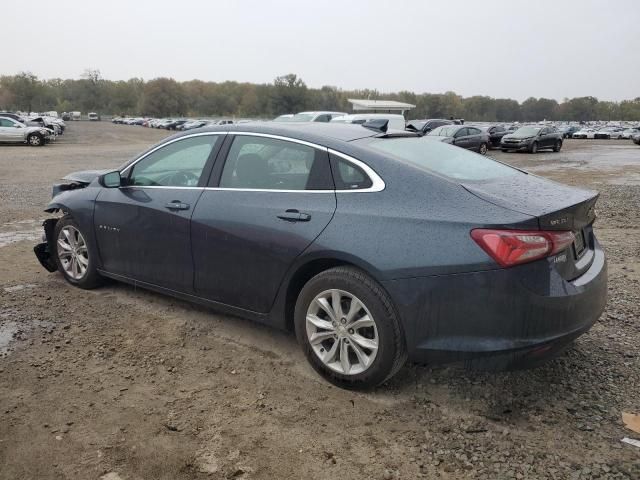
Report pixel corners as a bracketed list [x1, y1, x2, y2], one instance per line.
[383, 241, 607, 369]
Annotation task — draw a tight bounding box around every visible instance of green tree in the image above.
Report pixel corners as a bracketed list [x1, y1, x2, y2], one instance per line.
[5, 72, 41, 112]
[140, 78, 186, 117]
[271, 74, 308, 114]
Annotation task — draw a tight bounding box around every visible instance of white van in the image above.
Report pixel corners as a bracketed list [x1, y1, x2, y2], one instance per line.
[71, 111, 81, 121]
[330, 113, 406, 131]
[88, 112, 99, 121]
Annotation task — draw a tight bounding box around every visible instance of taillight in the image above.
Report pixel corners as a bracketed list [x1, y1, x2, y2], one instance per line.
[470, 229, 575, 267]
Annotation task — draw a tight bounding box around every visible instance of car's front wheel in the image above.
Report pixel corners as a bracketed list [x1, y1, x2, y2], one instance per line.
[27, 133, 44, 146]
[294, 266, 407, 389]
[54, 216, 103, 289]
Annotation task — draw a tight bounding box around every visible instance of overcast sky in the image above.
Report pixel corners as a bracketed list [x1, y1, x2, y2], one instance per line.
[4, 0, 639, 102]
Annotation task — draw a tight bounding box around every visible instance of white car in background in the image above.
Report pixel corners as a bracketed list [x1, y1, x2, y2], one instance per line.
[620, 128, 640, 139]
[273, 114, 294, 122]
[572, 128, 597, 139]
[594, 127, 625, 139]
[330, 113, 406, 131]
[288, 111, 347, 122]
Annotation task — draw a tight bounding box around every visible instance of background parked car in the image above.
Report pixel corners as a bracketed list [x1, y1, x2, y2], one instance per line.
[471, 124, 508, 149]
[273, 114, 294, 122]
[557, 125, 580, 138]
[632, 132, 640, 145]
[331, 113, 406, 131]
[425, 125, 490, 154]
[572, 128, 597, 139]
[288, 111, 347, 122]
[596, 127, 626, 139]
[88, 112, 100, 121]
[0, 116, 50, 146]
[501, 126, 563, 153]
[406, 118, 453, 135]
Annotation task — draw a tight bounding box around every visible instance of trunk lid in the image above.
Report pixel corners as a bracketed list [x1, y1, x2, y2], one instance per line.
[463, 173, 599, 280]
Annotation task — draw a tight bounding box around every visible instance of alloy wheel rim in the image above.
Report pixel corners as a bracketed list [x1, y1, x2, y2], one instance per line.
[306, 289, 379, 375]
[57, 226, 89, 280]
[30, 136, 40, 145]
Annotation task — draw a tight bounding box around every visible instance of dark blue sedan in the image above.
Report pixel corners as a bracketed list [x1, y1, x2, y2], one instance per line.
[34, 122, 607, 389]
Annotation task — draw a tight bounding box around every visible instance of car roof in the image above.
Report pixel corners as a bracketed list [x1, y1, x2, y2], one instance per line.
[174, 122, 379, 146]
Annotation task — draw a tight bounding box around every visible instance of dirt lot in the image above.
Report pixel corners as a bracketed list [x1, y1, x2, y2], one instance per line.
[1, 123, 639, 480]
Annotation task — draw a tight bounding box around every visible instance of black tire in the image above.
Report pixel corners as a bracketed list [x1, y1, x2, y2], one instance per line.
[553, 140, 562, 152]
[27, 133, 44, 147]
[501, 149, 509, 152]
[529, 141, 538, 154]
[53, 215, 103, 289]
[478, 142, 488, 155]
[294, 266, 407, 389]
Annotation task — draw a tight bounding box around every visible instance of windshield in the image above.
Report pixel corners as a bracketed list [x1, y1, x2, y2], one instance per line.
[289, 113, 315, 122]
[514, 126, 541, 136]
[365, 136, 519, 181]
[428, 126, 459, 137]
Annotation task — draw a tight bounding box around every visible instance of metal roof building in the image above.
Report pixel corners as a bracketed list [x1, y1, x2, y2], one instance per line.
[348, 99, 416, 114]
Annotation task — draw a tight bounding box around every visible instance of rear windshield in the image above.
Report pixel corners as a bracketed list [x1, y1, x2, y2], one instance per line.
[428, 125, 459, 137]
[365, 137, 519, 181]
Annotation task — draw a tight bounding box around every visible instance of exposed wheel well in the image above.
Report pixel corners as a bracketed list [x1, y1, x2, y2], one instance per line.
[284, 258, 354, 332]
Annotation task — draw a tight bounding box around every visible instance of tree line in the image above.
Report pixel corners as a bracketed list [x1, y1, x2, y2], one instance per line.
[1, 70, 639, 122]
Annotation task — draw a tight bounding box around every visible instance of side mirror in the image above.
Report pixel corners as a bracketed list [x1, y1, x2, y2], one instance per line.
[99, 171, 122, 188]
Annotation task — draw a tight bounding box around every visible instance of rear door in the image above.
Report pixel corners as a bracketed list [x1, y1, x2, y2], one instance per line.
[94, 133, 224, 292]
[466, 127, 483, 151]
[452, 128, 471, 149]
[191, 133, 336, 312]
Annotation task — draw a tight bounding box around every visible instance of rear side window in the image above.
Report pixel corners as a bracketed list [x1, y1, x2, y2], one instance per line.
[365, 137, 519, 181]
[330, 153, 373, 190]
[219, 135, 332, 190]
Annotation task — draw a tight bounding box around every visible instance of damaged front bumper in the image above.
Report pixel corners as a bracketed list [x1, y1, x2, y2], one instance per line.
[33, 218, 59, 272]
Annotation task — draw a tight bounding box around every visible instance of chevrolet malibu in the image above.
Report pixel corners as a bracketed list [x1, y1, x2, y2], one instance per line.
[34, 123, 607, 389]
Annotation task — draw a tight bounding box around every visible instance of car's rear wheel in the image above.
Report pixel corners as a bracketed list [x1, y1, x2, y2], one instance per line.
[54, 215, 103, 289]
[529, 141, 538, 153]
[294, 266, 407, 389]
[479, 142, 488, 155]
[27, 133, 43, 146]
[553, 140, 562, 152]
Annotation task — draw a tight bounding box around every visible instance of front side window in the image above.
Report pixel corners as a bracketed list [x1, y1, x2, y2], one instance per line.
[219, 135, 332, 190]
[0, 119, 14, 127]
[128, 135, 219, 187]
[313, 114, 331, 122]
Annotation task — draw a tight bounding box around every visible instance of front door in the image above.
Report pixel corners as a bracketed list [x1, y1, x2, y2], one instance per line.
[94, 133, 224, 292]
[0, 118, 23, 142]
[192, 133, 336, 313]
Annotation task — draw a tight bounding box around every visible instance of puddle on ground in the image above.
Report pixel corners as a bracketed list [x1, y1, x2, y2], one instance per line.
[0, 219, 44, 248]
[0, 308, 53, 357]
[3, 284, 38, 293]
[0, 321, 20, 356]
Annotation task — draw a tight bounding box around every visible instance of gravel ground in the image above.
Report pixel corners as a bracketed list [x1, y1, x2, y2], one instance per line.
[0, 123, 639, 480]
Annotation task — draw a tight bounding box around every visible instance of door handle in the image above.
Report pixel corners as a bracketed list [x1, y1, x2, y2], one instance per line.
[277, 209, 311, 222]
[164, 201, 190, 211]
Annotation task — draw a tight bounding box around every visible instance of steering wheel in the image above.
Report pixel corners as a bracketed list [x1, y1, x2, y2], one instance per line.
[156, 171, 200, 187]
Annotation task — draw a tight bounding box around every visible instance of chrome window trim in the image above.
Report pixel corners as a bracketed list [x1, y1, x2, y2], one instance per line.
[117, 131, 386, 193]
[327, 148, 385, 193]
